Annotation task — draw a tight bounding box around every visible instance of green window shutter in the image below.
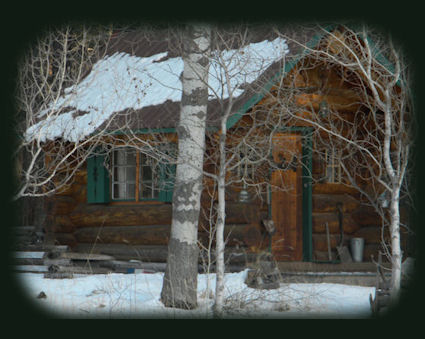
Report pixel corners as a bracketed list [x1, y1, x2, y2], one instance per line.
[159, 162, 176, 202]
[87, 153, 110, 203]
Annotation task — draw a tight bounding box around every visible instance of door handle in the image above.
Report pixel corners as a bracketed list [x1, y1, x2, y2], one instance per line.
[280, 154, 298, 172]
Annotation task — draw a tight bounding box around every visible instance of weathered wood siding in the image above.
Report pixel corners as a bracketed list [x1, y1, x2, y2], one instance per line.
[44, 53, 410, 263]
[45, 160, 408, 262]
[45, 165, 265, 263]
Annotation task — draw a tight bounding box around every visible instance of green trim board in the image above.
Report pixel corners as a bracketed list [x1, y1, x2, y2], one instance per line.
[87, 152, 110, 204]
[225, 25, 335, 131]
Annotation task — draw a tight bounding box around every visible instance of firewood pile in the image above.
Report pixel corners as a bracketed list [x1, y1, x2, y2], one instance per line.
[11, 226, 162, 278]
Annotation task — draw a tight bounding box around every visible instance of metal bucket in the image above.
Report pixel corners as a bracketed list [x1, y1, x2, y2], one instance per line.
[350, 238, 364, 262]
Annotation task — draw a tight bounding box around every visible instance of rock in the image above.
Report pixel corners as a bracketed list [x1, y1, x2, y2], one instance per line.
[245, 253, 281, 290]
[37, 291, 47, 299]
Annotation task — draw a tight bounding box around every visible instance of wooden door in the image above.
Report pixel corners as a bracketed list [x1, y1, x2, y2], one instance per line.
[271, 132, 303, 261]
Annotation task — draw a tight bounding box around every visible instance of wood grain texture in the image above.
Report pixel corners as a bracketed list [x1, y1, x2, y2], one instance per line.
[271, 132, 303, 261]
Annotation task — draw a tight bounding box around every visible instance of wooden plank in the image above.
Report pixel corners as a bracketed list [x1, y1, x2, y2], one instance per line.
[14, 265, 49, 273]
[13, 258, 45, 266]
[271, 132, 303, 261]
[13, 244, 46, 252]
[45, 245, 70, 252]
[73, 243, 169, 262]
[12, 251, 45, 259]
[43, 258, 72, 266]
[274, 261, 391, 273]
[44, 272, 74, 279]
[47, 265, 113, 275]
[60, 252, 115, 261]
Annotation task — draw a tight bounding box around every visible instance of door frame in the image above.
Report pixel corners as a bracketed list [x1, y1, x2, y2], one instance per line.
[268, 126, 313, 262]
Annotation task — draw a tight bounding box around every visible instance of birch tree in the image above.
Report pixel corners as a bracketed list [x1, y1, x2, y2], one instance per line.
[14, 25, 115, 200]
[274, 24, 414, 299]
[198, 26, 289, 314]
[160, 24, 211, 310]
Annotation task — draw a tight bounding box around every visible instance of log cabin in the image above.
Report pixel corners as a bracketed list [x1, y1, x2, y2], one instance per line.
[24, 25, 410, 266]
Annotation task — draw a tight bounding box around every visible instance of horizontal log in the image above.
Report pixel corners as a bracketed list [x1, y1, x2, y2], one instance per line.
[50, 196, 77, 215]
[312, 233, 341, 252]
[55, 181, 84, 197]
[70, 203, 172, 228]
[352, 226, 386, 244]
[73, 243, 260, 265]
[312, 194, 359, 213]
[223, 202, 261, 224]
[363, 244, 384, 262]
[73, 169, 87, 185]
[74, 243, 169, 262]
[313, 250, 338, 261]
[74, 225, 170, 246]
[312, 183, 358, 195]
[52, 215, 75, 233]
[351, 207, 382, 226]
[294, 93, 362, 112]
[198, 223, 263, 248]
[312, 212, 360, 234]
[53, 232, 77, 248]
[72, 185, 88, 204]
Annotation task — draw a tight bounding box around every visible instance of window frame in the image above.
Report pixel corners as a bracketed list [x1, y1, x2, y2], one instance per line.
[110, 148, 172, 203]
[324, 147, 342, 184]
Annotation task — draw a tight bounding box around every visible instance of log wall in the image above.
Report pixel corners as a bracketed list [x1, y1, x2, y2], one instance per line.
[44, 54, 410, 264]
[45, 165, 266, 264]
[310, 184, 409, 262]
[45, 163, 409, 263]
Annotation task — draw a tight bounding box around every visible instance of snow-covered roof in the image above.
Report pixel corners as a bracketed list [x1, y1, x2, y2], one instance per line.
[26, 35, 289, 142]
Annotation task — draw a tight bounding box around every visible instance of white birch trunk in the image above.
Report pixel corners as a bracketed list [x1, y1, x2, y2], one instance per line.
[213, 122, 227, 315]
[389, 186, 402, 299]
[161, 24, 210, 309]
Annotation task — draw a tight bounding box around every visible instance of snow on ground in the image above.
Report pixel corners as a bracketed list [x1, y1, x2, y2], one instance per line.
[16, 270, 375, 318]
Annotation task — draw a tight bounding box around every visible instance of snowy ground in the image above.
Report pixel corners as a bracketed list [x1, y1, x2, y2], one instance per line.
[15, 270, 375, 319]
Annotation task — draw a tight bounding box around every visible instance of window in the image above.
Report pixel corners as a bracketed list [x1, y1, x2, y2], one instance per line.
[111, 149, 161, 201]
[86, 146, 175, 204]
[111, 148, 177, 201]
[324, 148, 342, 183]
[234, 144, 259, 181]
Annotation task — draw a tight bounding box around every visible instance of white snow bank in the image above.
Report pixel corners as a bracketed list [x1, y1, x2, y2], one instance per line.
[16, 270, 375, 318]
[26, 38, 289, 142]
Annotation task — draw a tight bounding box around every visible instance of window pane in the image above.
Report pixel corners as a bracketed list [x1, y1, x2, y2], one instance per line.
[126, 167, 136, 182]
[114, 150, 126, 165]
[126, 151, 136, 165]
[142, 165, 152, 181]
[113, 183, 125, 199]
[127, 184, 135, 199]
[113, 167, 126, 182]
[141, 181, 152, 199]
